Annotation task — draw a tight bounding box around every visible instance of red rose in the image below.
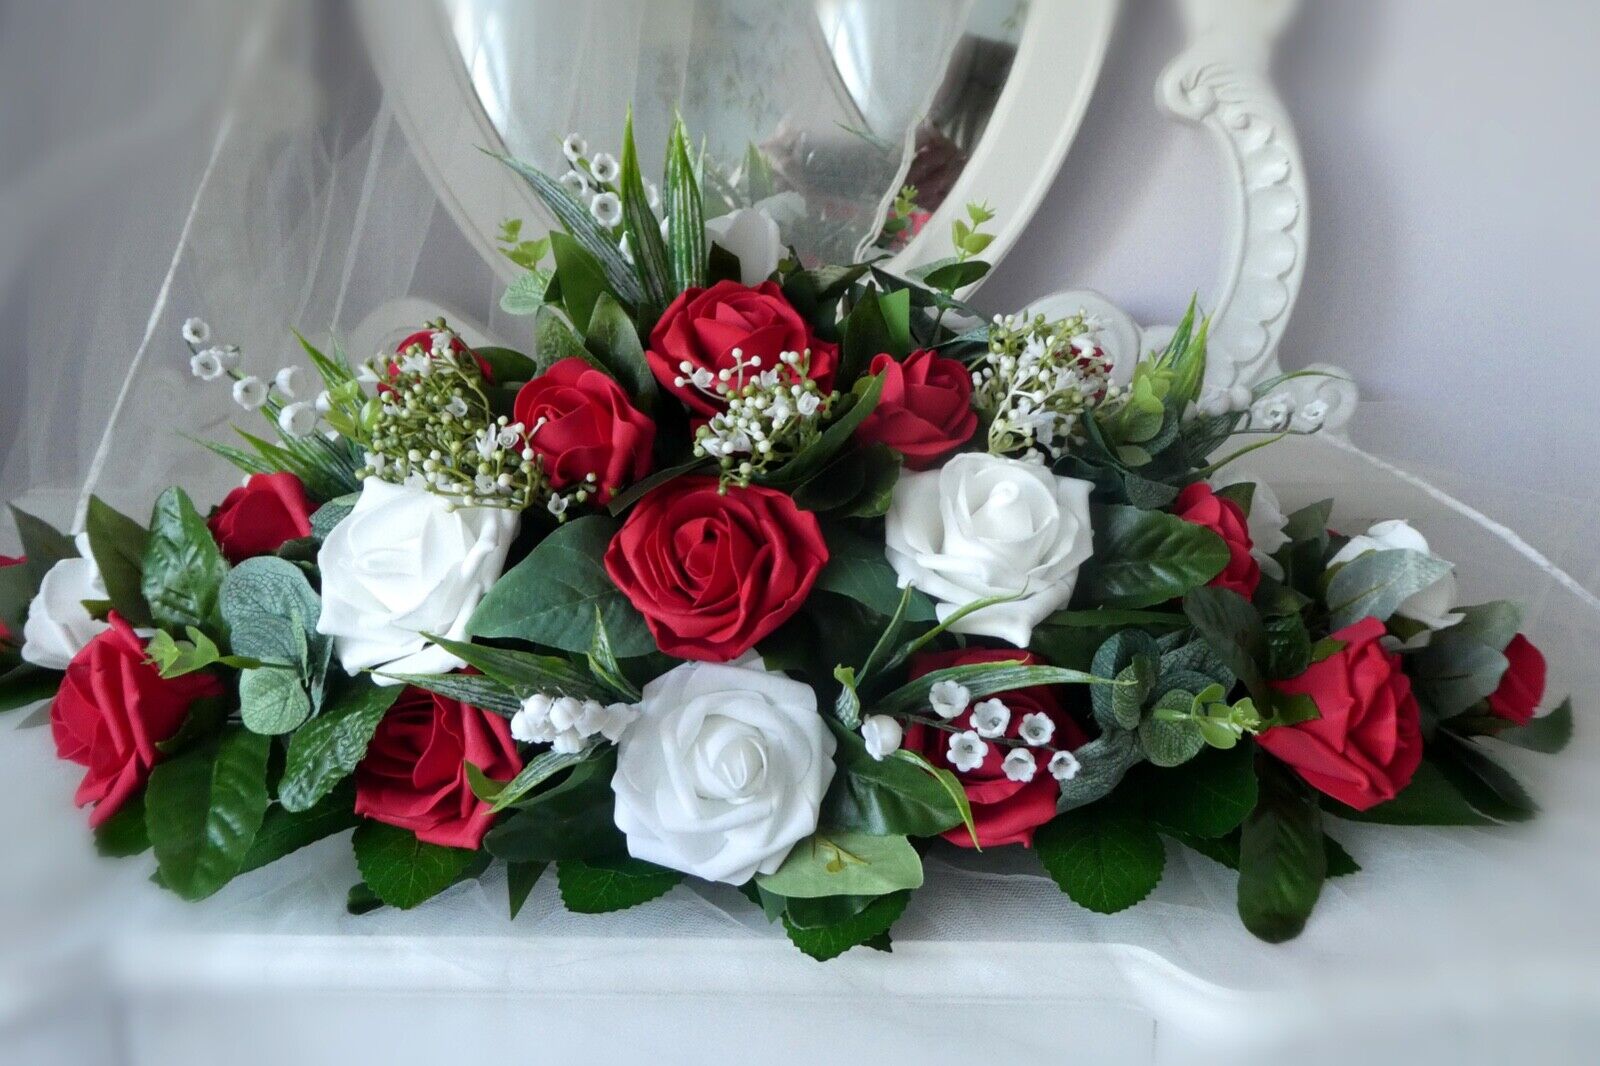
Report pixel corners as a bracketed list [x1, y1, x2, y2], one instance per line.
[1486, 634, 1547, 726]
[50, 613, 223, 827]
[604, 476, 828, 662]
[354, 685, 522, 849]
[1174, 482, 1260, 599]
[512, 357, 655, 502]
[645, 280, 838, 417]
[0, 554, 22, 643]
[904, 648, 1088, 849]
[207, 472, 315, 563]
[854, 349, 977, 468]
[388, 328, 495, 384]
[1259, 616, 1423, 810]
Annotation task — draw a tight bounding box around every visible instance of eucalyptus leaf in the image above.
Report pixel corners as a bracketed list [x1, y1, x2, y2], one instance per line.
[1495, 698, 1572, 754]
[757, 830, 923, 898]
[1325, 548, 1453, 631]
[238, 666, 313, 735]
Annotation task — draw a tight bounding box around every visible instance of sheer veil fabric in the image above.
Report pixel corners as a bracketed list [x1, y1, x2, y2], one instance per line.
[2, 1, 1598, 1061]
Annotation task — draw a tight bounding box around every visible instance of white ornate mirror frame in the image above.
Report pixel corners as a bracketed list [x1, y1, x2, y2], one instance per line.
[1030, 0, 1357, 432]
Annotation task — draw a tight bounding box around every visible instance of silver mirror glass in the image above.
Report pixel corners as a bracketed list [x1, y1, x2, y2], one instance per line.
[445, 0, 1025, 265]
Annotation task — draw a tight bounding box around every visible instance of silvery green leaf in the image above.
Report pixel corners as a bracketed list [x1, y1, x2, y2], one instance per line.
[220, 556, 329, 672]
[1411, 630, 1509, 718]
[238, 666, 313, 735]
[310, 494, 358, 540]
[1325, 548, 1453, 630]
[1450, 601, 1524, 652]
[1111, 655, 1155, 729]
[500, 268, 553, 316]
[1160, 638, 1236, 690]
[1056, 730, 1143, 812]
[1090, 631, 1161, 731]
[1138, 694, 1207, 767]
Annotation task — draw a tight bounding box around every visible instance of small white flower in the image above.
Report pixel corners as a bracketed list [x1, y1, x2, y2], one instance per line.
[1002, 748, 1037, 783]
[547, 495, 569, 517]
[277, 401, 318, 439]
[590, 152, 620, 184]
[645, 181, 660, 210]
[1018, 712, 1055, 747]
[795, 392, 822, 418]
[562, 133, 587, 162]
[231, 375, 268, 410]
[1048, 750, 1081, 782]
[181, 317, 211, 345]
[510, 693, 555, 743]
[590, 191, 622, 228]
[860, 715, 904, 761]
[1294, 398, 1329, 431]
[1251, 392, 1295, 432]
[929, 679, 971, 721]
[214, 345, 242, 371]
[429, 330, 455, 356]
[561, 169, 589, 197]
[190, 349, 224, 380]
[551, 729, 588, 755]
[548, 695, 584, 732]
[947, 730, 988, 773]
[971, 698, 1011, 739]
[445, 396, 470, 419]
[314, 389, 333, 414]
[356, 363, 381, 385]
[273, 366, 306, 398]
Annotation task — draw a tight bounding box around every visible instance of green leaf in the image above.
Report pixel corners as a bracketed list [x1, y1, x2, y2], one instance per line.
[1237, 757, 1325, 943]
[1182, 586, 1267, 693]
[1431, 734, 1537, 822]
[1140, 744, 1258, 838]
[757, 372, 887, 489]
[141, 487, 229, 633]
[549, 230, 610, 330]
[219, 556, 327, 668]
[618, 110, 674, 309]
[473, 345, 539, 383]
[378, 671, 521, 716]
[94, 793, 151, 857]
[1035, 806, 1166, 914]
[781, 892, 877, 929]
[500, 268, 553, 317]
[557, 855, 682, 914]
[238, 666, 312, 735]
[821, 721, 965, 837]
[84, 496, 152, 625]
[240, 781, 360, 874]
[1325, 548, 1454, 631]
[585, 292, 658, 406]
[1324, 757, 1498, 826]
[871, 662, 1101, 718]
[1495, 698, 1572, 754]
[839, 289, 896, 386]
[352, 821, 477, 910]
[604, 459, 712, 515]
[310, 494, 358, 539]
[664, 116, 708, 291]
[422, 632, 614, 702]
[813, 524, 936, 621]
[486, 748, 596, 813]
[469, 514, 655, 657]
[919, 259, 989, 291]
[484, 748, 625, 862]
[1075, 505, 1230, 609]
[145, 626, 261, 679]
[507, 861, 546, 919]
[536, 304, 592, 368]
[1410, 625, 1510, 718]
[146, 728, 272, 901]
[0, 664, 60, 713]
[781, 889, 909, 961]
[278, 679, 401, 812]
[9, 505, 77, 589]
[757, 830, 923, 898]
[490, 150, 644, 306]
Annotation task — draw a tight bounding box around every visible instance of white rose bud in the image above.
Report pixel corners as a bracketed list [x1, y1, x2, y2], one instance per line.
[1328, 519, 1463, 638]
[860, 714, 904, 761]
[703, 207, 782, 286]
[20, 534, 111, 670]
[886, 453, 1095, 648]
[611, 658, 835, 884]
[316, 478, 518, 683]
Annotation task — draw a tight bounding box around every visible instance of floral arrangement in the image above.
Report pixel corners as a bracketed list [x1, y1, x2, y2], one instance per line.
[0, 117, 1572, 958]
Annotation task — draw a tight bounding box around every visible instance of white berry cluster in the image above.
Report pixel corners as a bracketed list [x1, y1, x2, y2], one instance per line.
[684, 347, 836, 488]
[181, 316, 323, 439]
[857, 676, 1081, 785]
[356, 326, 554, 513]
[973, 312, 1115, 461]
[510, 692, 640, 754]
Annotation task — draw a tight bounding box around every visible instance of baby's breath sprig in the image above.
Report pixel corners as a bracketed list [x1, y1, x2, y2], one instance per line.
[681, 347, 837, 489]
[357, 322, 548, 512]
[971, 312, 1116, 462]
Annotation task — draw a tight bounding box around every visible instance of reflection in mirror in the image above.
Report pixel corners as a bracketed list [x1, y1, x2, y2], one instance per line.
[445, 0, 1025, 265]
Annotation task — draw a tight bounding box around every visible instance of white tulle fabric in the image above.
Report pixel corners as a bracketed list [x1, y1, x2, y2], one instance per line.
[2, 4, 1599, 1063]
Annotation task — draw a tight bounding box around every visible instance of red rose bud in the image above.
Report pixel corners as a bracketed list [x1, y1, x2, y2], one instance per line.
[207, 472, 315, 563]
[50, 613, 224, 827]
[645, 280, 837, 417]
[905, 648, 1088, 849]
[354, 685, 522, 850]
[604, 476, 828, 662]
[1259, 617, 1423, 811]
[1174, 482, 1260, 599]
[512, 357, 656, 503]
[855, 349, 978, 468]
[1487, 633, 1547, 726]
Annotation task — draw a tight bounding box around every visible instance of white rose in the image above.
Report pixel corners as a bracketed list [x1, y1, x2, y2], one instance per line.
[316, 478, 517, 684]
[1210, 469, 1289, 579]
[611, 657, 835, 884]
[704, 207, 782, 286]
[21, 534, 112, 670]
[1329, 519, 1463, 634]
[885, 453, 1095, 648]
